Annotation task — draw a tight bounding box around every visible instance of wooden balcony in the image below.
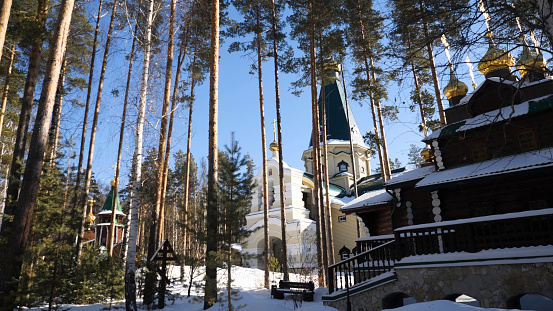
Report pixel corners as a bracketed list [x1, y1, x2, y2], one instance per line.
[394, 208, 553, 258]
[327, 208, 553, 294]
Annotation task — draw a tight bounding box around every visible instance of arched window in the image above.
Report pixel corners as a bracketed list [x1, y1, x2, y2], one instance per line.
[337, 160, 349, 172]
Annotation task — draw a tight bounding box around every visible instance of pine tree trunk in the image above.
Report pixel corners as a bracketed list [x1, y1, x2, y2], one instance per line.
[0, 0, 13, 63]
[321, 87, 334, 266]
[309, 10, 323, 285]
[165, 34, 187, 263]
[1, 0, 48, 234]
[421, 16, 446, 126]
[0, 43, 15, 143]
[49, 56, 67, 164]
[341, 68, 359, 198]
[0, 0, 75, 307]
[204, 0, 220, 307]
[319, 78, 328, 280]
[153, 0, 177, 244]
[78, 0, 118, 261]
[256, 3, 268, 289]
[126, 0, 155, 307]
[370, 56, 391, 180]
[74, 0, 103, 259]
[183, 49, 196, 267]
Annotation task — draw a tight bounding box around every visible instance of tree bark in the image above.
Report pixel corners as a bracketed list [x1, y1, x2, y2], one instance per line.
[49, 56, 67, 164]
[204, 0, 220, 307]
[0, 0, 75, 307]
[320, 84, 334, 266]
[421, 15, 446, 126]
[0, 43, 15, 143]
[78, 0, 118, 261]
[165, 31, 187, 263]
[1, 0, 48, 234]
[254, 2, 269, 288]
[153, 0, 177, 245]
[341, 68, 359, 198]
[0, 0, 13, 63]
[309, 7, 323, 285]
[74, 0, 103, 259]
[370, 56, 391, 180]
[126, 0, 155, 305]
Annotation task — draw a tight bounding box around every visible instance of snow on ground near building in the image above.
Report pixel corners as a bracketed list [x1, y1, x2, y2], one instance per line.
[25, 265, 542, 311]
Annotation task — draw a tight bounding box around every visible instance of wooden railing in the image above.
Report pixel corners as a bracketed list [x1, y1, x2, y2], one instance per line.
[395, 209, 553, 259]
[328, 240, 395, 294]
[327, 209, 553, 295]
[356, 234, 394, 253]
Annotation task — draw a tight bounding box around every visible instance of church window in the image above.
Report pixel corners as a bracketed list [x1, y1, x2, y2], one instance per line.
[269, 168, 272, 176]
[471, 142, 487, 162]
[339, 246, 351, 260]
[518, 130, 537, 151]
[360, 166, 365, 173]
[338, 215, 346, 223]
[337, 160, 349, 172]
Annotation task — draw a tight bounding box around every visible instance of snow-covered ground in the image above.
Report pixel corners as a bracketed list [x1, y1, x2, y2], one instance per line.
[26, 265, 549, 311]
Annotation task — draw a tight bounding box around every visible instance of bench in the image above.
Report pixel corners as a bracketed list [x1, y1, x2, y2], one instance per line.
[271, 280, 315, 302]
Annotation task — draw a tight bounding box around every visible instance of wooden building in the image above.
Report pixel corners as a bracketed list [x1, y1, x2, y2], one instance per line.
[323, 33, 553, 310]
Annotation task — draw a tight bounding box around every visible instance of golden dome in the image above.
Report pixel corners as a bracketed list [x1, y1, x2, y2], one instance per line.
[421, 145, 434, 162]
[478, 32, 515, 76]
[443, 65, 468, 100]
[85, 210, 96, 223]
[516, 35, 546, 77]
[110, 178, 116, 187]
[269, 140, 279, 152]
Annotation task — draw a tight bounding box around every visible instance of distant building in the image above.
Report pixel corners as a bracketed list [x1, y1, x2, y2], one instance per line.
[84, 180, 126, 250]
[242, 61, 374, 269]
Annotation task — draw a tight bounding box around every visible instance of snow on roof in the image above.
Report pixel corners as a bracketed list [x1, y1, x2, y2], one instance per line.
[331, 195, 356, 206]
[384, 166, 435, 187]
[340, 189, 393, 213]
[426, 94, 553, 141]
[415, 146, 553, 188]
[97, 210, 125, 216]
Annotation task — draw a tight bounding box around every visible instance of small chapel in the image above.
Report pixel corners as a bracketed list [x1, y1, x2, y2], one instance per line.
[83, 179, 126, 250]
[242, 61, 374, 269]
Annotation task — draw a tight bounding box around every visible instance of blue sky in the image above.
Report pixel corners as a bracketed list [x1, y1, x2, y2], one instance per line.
[61, 2, 498, 190]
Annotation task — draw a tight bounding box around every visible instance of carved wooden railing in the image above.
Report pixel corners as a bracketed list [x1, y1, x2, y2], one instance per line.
[356, 234, 395, 253]
[394, 209, 553, 259]
[328, 240, 395, 294]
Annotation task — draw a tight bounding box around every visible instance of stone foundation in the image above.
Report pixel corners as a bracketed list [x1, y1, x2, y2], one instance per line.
[323, 262, 553, 311]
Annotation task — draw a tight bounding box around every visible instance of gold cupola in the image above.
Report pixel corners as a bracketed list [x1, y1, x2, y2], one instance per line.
[443, 65, 468, 106]
[85, 198, 96, 224]
[478, 31, 516, 78]
[269, 139, 278, 152]
[516, 35, 546, 80]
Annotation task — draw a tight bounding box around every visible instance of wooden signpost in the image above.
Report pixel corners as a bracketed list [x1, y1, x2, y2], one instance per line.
[150, 239, 180, 309]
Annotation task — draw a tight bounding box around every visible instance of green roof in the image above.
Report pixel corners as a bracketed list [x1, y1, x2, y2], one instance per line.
[309, 75, 365, 147]
[101, 187, 122, 212]
[303, 172, 347, 198]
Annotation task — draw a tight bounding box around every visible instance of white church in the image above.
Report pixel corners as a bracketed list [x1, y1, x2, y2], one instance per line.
[242, 62, 378, 269]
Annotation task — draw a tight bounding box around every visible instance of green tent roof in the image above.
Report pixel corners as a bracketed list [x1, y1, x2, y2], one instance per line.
[309, 74, 365, 147]
[101, 187, 122, 212]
